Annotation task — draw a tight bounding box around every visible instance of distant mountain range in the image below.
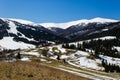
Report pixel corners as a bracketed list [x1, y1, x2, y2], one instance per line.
[40, 17, 118, 29]
[0, 17, 120, 49]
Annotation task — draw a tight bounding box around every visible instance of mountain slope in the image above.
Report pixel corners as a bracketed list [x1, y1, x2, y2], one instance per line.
[0, 37, 35, 49]
[0, 17, 120, 49]
[40, 17, 119, 40]
[48, 27, 64, 35]
[0, 18, 68, 49]
[59, 18, 120, 40]
[73, 22, 120, 40]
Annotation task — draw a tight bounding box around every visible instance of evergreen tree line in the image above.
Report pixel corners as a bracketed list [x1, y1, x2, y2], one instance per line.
[102, 60, 120, 72]
[62, 38, 120, 58]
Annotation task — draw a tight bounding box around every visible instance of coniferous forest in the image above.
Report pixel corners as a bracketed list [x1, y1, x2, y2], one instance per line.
[62, 37, 120, 72]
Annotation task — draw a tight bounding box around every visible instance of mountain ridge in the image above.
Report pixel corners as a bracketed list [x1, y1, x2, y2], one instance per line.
[0, 17, 120, 49]
[1, 17, 119, 29]
[40, 17, 119, 29]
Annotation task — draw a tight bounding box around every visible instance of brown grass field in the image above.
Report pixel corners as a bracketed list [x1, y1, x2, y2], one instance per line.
[0, 61, 89, 80]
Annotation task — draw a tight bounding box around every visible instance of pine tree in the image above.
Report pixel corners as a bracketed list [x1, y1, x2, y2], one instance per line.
[62, 44, 65, 48]
[65, 43, 69, 48]
[102, 59, 105, 67]
[16, 52, 21, 59]
[77, 43, 82, 50]
[69, 44, 76, 49]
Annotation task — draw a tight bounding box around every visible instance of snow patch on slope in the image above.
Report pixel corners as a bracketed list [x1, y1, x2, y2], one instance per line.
[48, 45, 66, 53]
[21, 51, 40, 57]
[0, 37, 35, 49]
[7, 21, 18, 35]
[57, 45, 66, 53]
[21, 57, 30, 61]
[70, 51, 89, 57]
[113, 46, 120, 52]
[60, 55, 69, 59]
[99, 55, 120, 67]
[95, 36, 116, 40]
[67, 51, 104, 70]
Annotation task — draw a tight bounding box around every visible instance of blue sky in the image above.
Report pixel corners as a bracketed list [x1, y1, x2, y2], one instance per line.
[0, 0, 120, 23]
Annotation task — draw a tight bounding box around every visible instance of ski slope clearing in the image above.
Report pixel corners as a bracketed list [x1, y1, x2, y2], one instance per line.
[0, 37, 35, 49]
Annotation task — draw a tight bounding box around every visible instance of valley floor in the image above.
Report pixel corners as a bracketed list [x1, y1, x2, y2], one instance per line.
[41, 61, 120, 80]
[0, 61, 88, 80]
[1, 60, 119, 80]
[1, 43, 120, 80]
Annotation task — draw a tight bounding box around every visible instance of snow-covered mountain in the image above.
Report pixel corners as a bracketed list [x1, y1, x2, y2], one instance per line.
[0, 18, 68, 49]
[40, 17, 118, 29]
[58, 18, 120, 40]
[1, 17, 120, 76]
[40, 17, 119, 38]
[0, 17, 120, 49]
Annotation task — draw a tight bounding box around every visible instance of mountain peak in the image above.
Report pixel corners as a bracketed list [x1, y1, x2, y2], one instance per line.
[40, 17, 119, 29]
[90, 17, 118, 23]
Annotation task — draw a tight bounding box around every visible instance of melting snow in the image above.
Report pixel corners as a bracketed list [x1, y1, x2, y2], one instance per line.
[40, 59, 47, 62]
[60, 55, 69, 59]
[67, 50, 104, 70]
[75, 57, 103, 70]
[113, 46, 120, 52]
[50, 55, 58, 60]
[57, 45, 66, 53]
[21, 57, 30, 61]
[99, 55, 120, 66]
[93, 36, 116, 40]
[70, 51, 89, 57]
[8, 21, 18, 35]
[21, 51, 40, 57]
[101, 29, 108, 31]
[0, 37, 35, 49]
[48, 45, 66, 53]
